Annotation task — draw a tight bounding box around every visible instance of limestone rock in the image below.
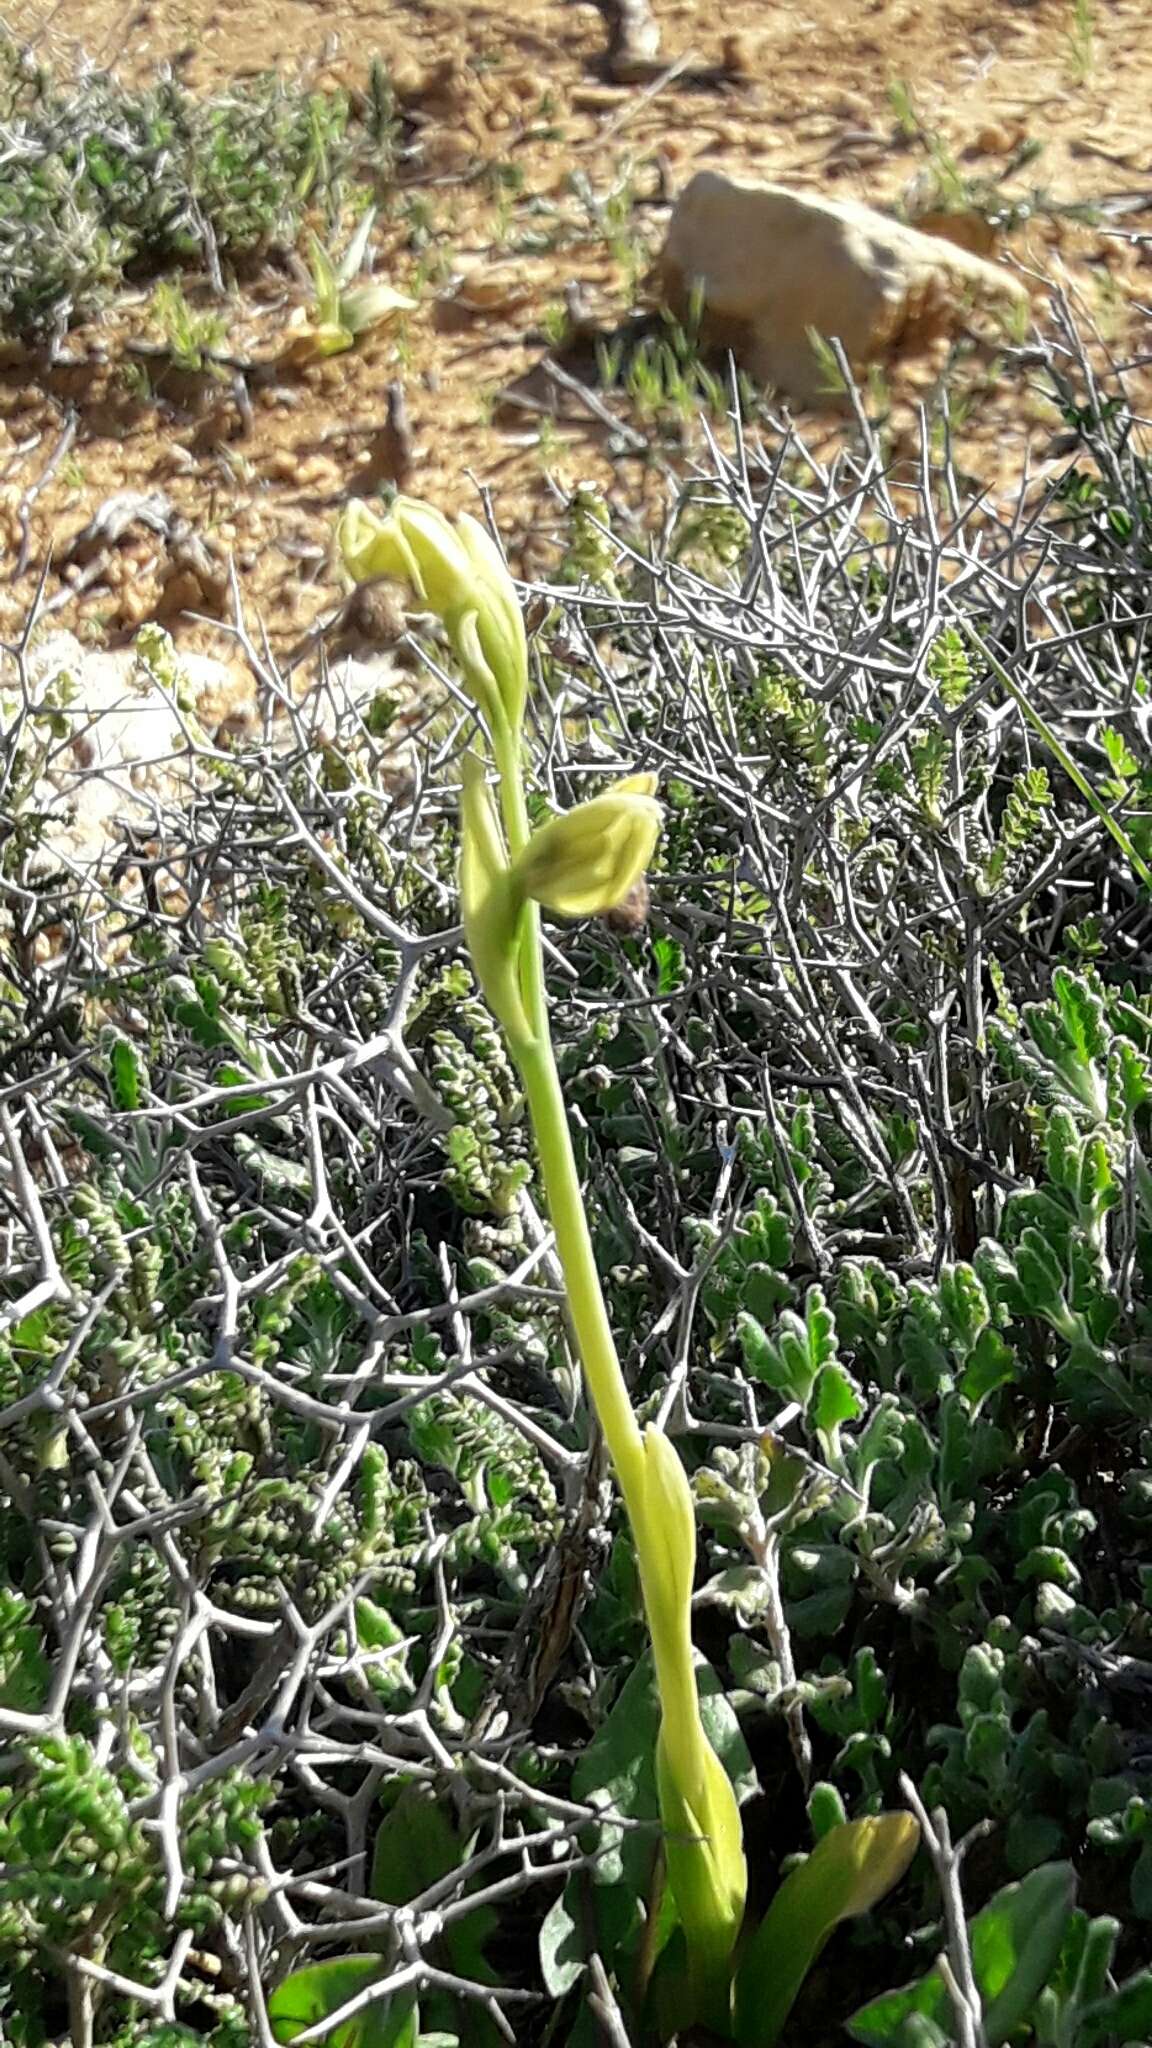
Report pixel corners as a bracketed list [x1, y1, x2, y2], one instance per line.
[911, 208, 1000, 260]
[13, 630, 405, 869]
[656, 171, 1028, 405]
[16, 631, 251, 867]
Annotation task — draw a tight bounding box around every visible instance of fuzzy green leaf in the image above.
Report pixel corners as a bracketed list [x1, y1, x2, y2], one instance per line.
[109, 1037, 145, 1111]
[811, 1362, 862, 1441]
[960, 1327, 1018, 1405]
[1014, 1228, 1066, 1317]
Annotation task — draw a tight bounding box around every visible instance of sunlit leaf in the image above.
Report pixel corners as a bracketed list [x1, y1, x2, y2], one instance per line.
[734, 1813, 919, 2045]
[268, 1957, 414, 2048]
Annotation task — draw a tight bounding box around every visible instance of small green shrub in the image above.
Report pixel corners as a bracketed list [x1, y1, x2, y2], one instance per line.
[0, 38, 398, 337]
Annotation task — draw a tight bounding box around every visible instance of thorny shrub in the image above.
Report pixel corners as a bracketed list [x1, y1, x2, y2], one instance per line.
[1, 320, 1151, 2045]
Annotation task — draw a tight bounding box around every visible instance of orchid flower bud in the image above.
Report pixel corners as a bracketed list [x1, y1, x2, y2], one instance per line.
[340, 496, 470, 615]
[338, 496, 527, 734]
[514, 774, 661, 920]
[456, 513, 529, 732]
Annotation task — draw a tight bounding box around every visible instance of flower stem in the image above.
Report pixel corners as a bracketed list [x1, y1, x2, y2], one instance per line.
[480, 717, 745, 2014]
[516, 1036, 646, 1503]
[495, 722, 706, 1735]
[516, 1030, 714, 1838]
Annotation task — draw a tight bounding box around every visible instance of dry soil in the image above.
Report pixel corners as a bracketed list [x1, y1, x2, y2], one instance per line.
[1, 0, 1150, 684]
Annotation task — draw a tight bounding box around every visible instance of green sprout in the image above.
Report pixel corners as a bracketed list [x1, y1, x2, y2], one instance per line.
[1066, 0, 1096, 84]
[147, 277, 230, 375]
[290, 204, 414, 359]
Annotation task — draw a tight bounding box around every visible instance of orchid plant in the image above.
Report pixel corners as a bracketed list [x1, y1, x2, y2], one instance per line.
[333, 494, 920, 2042]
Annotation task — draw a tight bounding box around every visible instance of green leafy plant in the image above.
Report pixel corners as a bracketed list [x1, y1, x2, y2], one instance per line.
[268, 1784, 498, 2048]
[849, 1861, 1078, 2047]
[848, 1857, 1152, 2048]
[0, 41, 398, 339]
[147, 279, 230, 376]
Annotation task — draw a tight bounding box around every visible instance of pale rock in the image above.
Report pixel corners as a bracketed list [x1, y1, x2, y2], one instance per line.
[308, 653, 411, 739]
[657, 171, 1028, 405]
[15, 631, 250, 868]
[11, 630, 405, 869]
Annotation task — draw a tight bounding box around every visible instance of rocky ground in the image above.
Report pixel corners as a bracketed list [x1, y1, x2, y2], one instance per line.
[1, 0, 1150, 697]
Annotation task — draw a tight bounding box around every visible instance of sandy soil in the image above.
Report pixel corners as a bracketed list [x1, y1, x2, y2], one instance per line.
[1, 0, 1149, 675]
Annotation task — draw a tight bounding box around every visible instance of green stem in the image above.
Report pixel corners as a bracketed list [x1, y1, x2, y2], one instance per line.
[471, 711, 744, 2018]
[490, 716, 699, 1722]
[517, 1037, 646, 1501]
[517, 1031, 706, 1791]
[491, 719, 530, 857]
